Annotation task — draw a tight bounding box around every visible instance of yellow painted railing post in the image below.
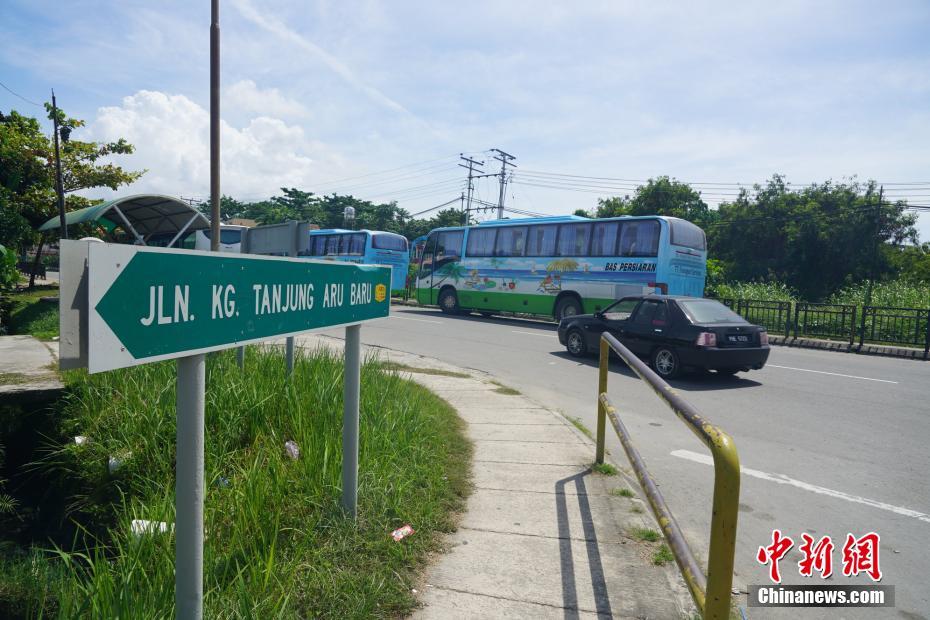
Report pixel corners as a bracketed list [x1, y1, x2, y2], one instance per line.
[704, 433, 741, 620]
[595, 337, 609, 464]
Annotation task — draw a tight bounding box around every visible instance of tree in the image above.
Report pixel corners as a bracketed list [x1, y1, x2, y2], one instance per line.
[0, 106, 144, 286]
[709, 176, 917, 300]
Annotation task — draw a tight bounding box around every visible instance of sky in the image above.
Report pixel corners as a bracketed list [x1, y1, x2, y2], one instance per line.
[2, 0, 930, 238]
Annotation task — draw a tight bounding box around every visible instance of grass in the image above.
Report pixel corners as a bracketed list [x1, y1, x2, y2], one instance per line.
[0, 373, 33, 385]
[377, 361, 470, 378]
[3, 285, 60, 340]
[631, 527, 661, 542]
[0, 346, 472, 618]
[591, 462, 618, 476]
[567, 416, 593, 440]
[610, 487, 635, 498]
[652, 544, 674, 566]
[490, 380, 520, 395]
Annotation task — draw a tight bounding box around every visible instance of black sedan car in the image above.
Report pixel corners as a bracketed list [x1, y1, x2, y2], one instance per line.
[557, 295, 770, 379]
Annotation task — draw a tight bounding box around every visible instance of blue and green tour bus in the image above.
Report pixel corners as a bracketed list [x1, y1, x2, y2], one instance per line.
[415, 215, 707, 319]
[305, 229, 410, 296]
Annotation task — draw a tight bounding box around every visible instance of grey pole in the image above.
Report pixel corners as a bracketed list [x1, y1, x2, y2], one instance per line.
[285, 337, 295, 376]
[176, 354, 205, 620]
[342, 325, 361, 517]
[236, 345, 244, 369]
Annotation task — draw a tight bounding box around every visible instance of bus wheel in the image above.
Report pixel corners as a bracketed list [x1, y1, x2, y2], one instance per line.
[555, 296, 583, 320]
[438, 288, 460, 314]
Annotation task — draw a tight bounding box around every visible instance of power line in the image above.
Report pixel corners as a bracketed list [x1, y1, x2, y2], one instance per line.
[0, 80, 42, 107]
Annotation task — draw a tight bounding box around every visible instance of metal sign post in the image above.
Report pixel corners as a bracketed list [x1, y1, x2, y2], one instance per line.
[58, 239, 391, 617]
[175, 354, 205, 619]
[342, 324, 361, 517]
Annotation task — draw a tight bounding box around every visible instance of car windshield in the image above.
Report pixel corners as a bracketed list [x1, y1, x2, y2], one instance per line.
[677, 299, 746, 324]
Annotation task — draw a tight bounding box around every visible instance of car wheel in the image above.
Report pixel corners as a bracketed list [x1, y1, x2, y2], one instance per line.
[438, 288, 459, 314]
[555, 297, 583, 320]
[566, 329, 588, 358]
[715, 367, 740, 376]
[651, 347, 681, 379]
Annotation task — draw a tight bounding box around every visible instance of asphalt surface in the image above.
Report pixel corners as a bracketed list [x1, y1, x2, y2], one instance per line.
[320, 305, 930, 619]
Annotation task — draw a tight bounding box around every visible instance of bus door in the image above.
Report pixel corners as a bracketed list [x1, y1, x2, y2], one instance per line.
[416, 230, 464, 305]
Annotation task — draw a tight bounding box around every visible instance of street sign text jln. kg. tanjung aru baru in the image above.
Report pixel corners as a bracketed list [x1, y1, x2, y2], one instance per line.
[60, 241, 391, 373]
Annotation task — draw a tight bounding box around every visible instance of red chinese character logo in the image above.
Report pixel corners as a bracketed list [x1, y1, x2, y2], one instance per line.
[798, 534, 834, 578]
[757, 529, 794, 583]
[842, 532, 882, 581]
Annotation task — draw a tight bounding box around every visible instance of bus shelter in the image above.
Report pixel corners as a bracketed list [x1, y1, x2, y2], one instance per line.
[39, 194, 210, 248]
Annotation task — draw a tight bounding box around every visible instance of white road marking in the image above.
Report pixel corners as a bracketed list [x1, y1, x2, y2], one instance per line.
[512, 330, 556, 338]
[388, 315, 443, 324]
[671, 449, 930, 524]
[767, 364, 898, 384]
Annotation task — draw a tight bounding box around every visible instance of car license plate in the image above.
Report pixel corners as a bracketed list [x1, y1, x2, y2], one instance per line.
[728, 335, 750, 343]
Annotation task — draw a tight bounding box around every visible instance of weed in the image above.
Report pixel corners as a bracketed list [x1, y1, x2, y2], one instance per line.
[567, 416, 593, 440]
[610, 487, 634, 498]
[591, 462, 618, 476]
[490, 380, 520, 395]
[378, 361, 470, 378]
[631, 505, 644, 514]
[632, 527, 660, 542]
[652, 544, 674, 566]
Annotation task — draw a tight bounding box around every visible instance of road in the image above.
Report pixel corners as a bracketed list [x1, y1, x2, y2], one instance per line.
[320, 306, 930, 619]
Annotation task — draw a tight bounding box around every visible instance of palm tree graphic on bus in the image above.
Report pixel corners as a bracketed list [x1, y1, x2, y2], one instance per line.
[540, 258, 578, 294]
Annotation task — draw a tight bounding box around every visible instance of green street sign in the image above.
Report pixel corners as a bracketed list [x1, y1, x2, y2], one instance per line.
[86, 243, 391, 373]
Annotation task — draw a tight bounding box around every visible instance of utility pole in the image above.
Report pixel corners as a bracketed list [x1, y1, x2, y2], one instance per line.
[210, 0, 221, 252]
[459, 154, 484, 225]
[864, 185, 883, 309]
[490, 148, 516, 219]
[51, 90, 67, 240]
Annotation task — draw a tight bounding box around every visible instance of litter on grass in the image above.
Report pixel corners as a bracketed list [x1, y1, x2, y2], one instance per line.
[284, 440, 300, 460]
[391, 524, 415, 541]
[74, 436, 89, 446]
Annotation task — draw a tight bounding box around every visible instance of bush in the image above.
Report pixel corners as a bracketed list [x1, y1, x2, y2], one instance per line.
[829, 280, 930, 308]
[0, 245, 20, 293]
[709, 280, 798, 302]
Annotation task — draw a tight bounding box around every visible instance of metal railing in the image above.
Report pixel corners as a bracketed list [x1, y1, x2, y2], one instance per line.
[718, 298, 792, 336]
[595, 333, 739, 620]
[860, 306, 930, 355]
[793, 303, 857, 345]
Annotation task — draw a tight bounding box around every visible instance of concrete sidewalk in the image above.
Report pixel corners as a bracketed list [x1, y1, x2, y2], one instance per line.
[293, 333, 694, 619]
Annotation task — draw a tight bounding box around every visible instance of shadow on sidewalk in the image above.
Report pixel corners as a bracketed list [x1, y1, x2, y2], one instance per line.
[555, 469, 612, 619]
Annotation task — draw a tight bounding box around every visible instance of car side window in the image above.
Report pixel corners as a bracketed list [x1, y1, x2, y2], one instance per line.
[652, 301, 669, 326]
[603, 299, 639, 321]
[631, 300, 659, 325]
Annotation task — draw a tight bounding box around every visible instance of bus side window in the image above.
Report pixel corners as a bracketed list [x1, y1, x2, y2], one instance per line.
[619, 221, 659, 257]
[436, 231, 464, 265]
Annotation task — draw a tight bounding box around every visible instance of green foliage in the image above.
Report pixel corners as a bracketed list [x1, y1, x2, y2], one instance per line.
[885, 243, 930, 283]
[709, 176, 917, 300]
[590, 176, 715, 227]
[1, 347, 471, 617]
[0, 108, 143, 252]
[709, 281, 798, 302]
[829, 280, 930, 308]
[652, 544, 674, 566]
[592, 462, 618, 476]
[631, 527, 660, 542]
[0, 245, 20, 292]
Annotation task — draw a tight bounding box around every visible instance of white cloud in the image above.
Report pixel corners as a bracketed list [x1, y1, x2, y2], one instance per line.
[83, 90, 348, 201]
[226, 79, 308, 120]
